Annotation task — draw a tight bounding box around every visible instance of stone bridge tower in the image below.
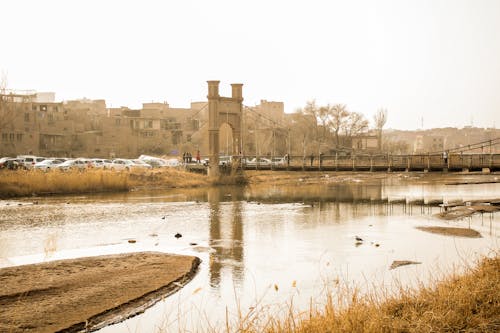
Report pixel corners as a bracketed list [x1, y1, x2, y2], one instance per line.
[207, 81, 243, 177]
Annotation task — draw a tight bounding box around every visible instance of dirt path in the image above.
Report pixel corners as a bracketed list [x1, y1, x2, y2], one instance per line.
[0, 252, 200, 333]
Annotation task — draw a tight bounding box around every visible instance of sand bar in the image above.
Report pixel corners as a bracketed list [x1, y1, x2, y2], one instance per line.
[0, 252, 200, 333]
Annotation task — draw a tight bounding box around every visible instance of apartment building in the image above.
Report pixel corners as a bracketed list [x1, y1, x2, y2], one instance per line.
[1, 89, 290, 159]
[0, 91, 69, 156]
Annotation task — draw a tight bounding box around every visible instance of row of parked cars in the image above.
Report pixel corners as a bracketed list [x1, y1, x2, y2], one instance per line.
[0, 154, 288, 171]
[0, 155, 180, 172]
[217, 156, 287, 167]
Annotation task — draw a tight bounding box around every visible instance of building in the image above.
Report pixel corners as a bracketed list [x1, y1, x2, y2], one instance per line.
[413, 135, 444, 153]
[351, 133, 379, 153]
[1, 89, 286, 159]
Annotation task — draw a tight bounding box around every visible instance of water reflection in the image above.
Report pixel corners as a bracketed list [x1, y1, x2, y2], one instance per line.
[246, 183, 384, 204]
[208, 187, 244, 289]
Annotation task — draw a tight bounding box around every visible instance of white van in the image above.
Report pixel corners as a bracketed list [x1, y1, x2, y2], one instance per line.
[17, 155, 45, 170]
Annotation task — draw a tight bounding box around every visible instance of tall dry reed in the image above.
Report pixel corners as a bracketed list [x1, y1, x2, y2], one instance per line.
[236, 254, 499, 333]
[0, 169, 129, 197]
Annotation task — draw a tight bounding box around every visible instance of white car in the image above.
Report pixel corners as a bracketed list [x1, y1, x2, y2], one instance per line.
[218, 156, 233, 166]
[17, 155, 46, 170]
[110, 159, 152, 171]
[91, 158, 114, 169]
[56, 159, 89, 171]
[245, 157, 272, 167]
[271, 157, 286, 166]
[138, 155, 172, 168]
[34, 159, 63, 171]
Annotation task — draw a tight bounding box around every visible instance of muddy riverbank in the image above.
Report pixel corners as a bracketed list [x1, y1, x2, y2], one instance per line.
[0, 252, 200, 333]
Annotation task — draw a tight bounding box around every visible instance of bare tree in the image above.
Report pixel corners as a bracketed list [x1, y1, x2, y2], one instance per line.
[329, 104, 349, 149]
[0, 70, 15, 132]
[317, 104, 334, 140]
[0, 70, 7, 94]
[374, 108, 387, 150]
[292, 103, 319, 159]
[299, 100, 320, 149]
[342, 111, 368, 139]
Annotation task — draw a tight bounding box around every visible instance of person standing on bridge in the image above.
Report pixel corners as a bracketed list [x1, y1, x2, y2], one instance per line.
[196, 150, 201, 164]
[310, 153, 314, 167]
[443, 150, 448, 165]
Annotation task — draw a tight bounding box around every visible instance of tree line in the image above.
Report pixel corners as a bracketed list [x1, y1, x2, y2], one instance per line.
[291, 100, 387, 155]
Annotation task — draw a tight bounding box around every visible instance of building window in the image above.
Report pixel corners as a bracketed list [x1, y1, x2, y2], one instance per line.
[48, 114, 54, 122]
[1, 133, 7, 141]
[145, 120, 153, 129]
[40, 105, 47, 111]
[141, 131, 154, 137]
[115, 118, 121, 126]
[24, 113, 30, 122]
[9, 133, 15, 141]
[16, 133, 23, 142]
[32, 105, 37, 111]
[191, 119, 199, 130]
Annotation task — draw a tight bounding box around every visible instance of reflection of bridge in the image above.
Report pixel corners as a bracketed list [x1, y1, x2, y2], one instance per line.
[207, 187, 244, 289]
[225, 153, 500, 172]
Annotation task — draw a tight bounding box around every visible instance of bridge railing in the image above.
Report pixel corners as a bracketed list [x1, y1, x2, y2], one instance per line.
[240, 153, 500, 171]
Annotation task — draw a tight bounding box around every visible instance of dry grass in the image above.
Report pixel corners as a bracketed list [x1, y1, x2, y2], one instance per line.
[237, 255, 500, 333]
[0, 169, 129, 197]
[0, 168, 214, 197]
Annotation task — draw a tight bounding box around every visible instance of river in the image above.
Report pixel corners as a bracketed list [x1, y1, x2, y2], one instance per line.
[0, 175, 498, 332]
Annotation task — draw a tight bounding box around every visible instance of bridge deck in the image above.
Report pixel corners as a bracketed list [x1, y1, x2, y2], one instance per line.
[236, 153, 500, 172]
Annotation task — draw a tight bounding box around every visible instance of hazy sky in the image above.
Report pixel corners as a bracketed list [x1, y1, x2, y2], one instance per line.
[1, 0, 499, 130]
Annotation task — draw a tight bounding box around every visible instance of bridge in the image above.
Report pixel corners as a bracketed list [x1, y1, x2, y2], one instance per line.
[214, 153, 500, 173]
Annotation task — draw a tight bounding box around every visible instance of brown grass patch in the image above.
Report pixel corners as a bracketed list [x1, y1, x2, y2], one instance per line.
[0, 169, 129, 197]
[0, 168, 211, 197]
[236, 255, 500, 333]
[416, 226, 482, 238]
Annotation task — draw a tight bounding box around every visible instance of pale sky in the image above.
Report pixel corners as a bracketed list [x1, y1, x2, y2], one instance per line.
[1, 0, 499, 130]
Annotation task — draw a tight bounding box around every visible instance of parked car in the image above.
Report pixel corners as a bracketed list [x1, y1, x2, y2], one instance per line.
[90, 158, 114, 169]
[245, 157, 272, 167]
[130, 159, 153, 169]
[17, 155, 45, 170]
[34, 159, 63, 171]
[2, 158, 21, 170]
[0, 157, 13, 169]
[56, 159, 89, 171]
[218, 156, 233, 166]
[271, 156, 286, 166]
[138, 155, 171, 168]
[110, 158, 152, 171]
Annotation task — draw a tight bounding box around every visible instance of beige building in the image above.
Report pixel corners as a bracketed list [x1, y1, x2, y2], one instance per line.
[1, 89, 287, 159]
[351, 134, 379, 152]
[0, 91, 72, 156]
[413, 135, 444, 153]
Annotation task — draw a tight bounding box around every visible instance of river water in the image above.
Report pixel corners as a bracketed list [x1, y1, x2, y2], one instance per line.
[0, 175, 499, 332]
